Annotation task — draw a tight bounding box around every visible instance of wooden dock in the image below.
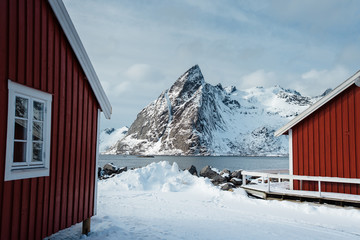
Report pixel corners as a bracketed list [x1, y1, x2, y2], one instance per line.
[242, 185, 360, 208]
[241, 170, 360, 208]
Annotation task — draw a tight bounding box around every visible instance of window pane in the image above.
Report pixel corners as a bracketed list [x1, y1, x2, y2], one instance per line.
[32, 122, 43, 141]
[14, 142, 27, 162]
[14, 119, 27, 140]
[32, 142, 43, 162]
[33, 101, 44, 121]
[15, 96, 28, 118]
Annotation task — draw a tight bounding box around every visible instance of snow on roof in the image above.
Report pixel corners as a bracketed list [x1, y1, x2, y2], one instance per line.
[48, 0, 112, 119]
[275, 70, 360, 137]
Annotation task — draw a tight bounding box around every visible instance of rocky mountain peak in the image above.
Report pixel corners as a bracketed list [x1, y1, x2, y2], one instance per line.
[107, 65, 318, 156]
[168, 65, 205, 101]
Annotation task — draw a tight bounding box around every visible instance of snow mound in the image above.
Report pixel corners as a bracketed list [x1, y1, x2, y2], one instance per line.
[100, 161, 218, 193]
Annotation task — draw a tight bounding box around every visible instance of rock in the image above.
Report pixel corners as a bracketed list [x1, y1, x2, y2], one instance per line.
[116, 166, 127, 174]
[200, 166, 226, 185]
[221, 183, 235, 191]
[220, 169, 231, 180]
[103, 163, 118, 175]
[211, 175, 227, 185]
[200, 166, 219, 179]
[98, 167, 105, 178]
[230, 170, 242, 179]
[230, 178, 242, 186]
[185, 165, 198, 176]
[99, 163, 128, 180]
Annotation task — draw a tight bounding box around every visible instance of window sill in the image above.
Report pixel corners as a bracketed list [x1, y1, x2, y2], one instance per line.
[4, 167, 50, 181]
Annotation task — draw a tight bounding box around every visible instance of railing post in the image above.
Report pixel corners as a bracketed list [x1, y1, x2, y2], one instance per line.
[318, 181, 321, 197]
[278, 172, 281, 183]
[267, 174, 270, 192]
[300, 180, 303, 190]
[242, 173, 246, 186]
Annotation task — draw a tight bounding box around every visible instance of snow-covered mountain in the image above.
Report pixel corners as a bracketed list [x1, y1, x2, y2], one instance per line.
[99, 127, 128, 153]
[105, 65, 323, 156]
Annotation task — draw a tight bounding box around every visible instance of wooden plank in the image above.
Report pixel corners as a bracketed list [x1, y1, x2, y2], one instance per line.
[342, 93, 350, 194]
[330, 101, 338, 192]
[313, 113, 320, 179]
[319, 109, 326, 191]
[19, 179, 29, 240]
[324, 105, 331, 192]
[0, 182, 13, 239]
[336, 94, 344, 193]
[13, 181, 23, 240]
[35, 178, 44, 240]
[0, 0, 9, 233]
[348, 87, 357, 194]
[73, 71, 84, 223]
[47, 22, 61, 236]
[355, 87, 360, 195]
[40, 0, 48, 91]
[41, 177, 50, 238]
[67, 63, 78, 226]
[47, 7, 54, 93]
[60, 46, 72, 229]
[18, 0, 26, 85]
[79, 85, 89, 221]
[8, 0, 17, 81]
[26, 0, 34, 86]
[84, 96, 94, 219]
[28, 178, 38, 239]
[53, 31, 67, 233]
[303, 120, 309, 189]
[308, 117, 315, 190]
[89, 105, 98, 216]
[33, 0, 41, 89]
[292, 127, 299, 190]
[298, 123, 304, 177]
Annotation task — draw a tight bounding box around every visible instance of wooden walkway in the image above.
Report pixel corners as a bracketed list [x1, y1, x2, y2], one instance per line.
[241, 170, 360, 208]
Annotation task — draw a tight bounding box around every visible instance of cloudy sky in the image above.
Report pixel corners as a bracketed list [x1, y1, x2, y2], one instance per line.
[63, 0, 360, 129]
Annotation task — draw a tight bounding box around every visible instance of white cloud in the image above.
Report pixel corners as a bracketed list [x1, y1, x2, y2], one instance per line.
[297, 66, 351, 96]
[240, 70, 276, 89]
[63, 0, 360, 129]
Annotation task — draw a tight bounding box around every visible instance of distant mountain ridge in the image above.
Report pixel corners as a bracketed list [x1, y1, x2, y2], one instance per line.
[102, 65, 324, 156]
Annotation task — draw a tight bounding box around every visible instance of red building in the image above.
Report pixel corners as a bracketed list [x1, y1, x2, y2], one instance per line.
[0, 0, 111, 239]
[275, 72, 360, 195]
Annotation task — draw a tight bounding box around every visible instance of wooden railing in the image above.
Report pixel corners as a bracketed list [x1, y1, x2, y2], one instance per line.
[242, 170, 360, 197]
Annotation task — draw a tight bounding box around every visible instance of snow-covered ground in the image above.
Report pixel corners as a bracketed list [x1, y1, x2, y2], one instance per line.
[48, 162, 360, 240]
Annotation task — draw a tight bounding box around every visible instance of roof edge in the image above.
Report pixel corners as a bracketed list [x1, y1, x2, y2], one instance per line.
[48, 0, 112, 119]
[275, 70, 360, 137]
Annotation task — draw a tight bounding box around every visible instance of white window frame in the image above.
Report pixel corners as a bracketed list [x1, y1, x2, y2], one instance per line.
[5, 80, 52, 181]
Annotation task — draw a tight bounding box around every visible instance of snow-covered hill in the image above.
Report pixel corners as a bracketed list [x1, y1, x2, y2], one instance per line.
[99, 127, 128, 153]
[105, 65, 324, 156]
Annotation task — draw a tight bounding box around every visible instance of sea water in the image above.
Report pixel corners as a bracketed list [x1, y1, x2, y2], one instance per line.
[99, 155, 288, 172]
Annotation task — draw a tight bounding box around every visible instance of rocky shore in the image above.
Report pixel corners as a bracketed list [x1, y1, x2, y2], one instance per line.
[98, 163, 244, 191]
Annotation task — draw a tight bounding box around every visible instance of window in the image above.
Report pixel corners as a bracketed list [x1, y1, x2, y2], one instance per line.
[5, 80, 52, 181]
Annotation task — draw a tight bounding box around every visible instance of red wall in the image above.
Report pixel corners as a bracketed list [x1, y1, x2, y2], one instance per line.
[292, 84, 360, 194]
[0, 0, 99, 239]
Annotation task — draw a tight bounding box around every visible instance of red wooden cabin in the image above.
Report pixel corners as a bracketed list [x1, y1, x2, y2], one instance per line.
[275, 72, 360, 195]
[0, 0, 111, 239]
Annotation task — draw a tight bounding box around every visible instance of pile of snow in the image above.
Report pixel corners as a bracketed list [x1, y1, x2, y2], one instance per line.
[49, 162, 360, 240]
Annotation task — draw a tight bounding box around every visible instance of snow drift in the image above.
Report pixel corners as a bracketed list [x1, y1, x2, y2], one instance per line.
[49, 161, 360, 240]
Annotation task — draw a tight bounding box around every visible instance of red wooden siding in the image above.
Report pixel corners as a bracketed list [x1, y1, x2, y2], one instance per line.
[0, 0, 100, 239]
[292, 84, 360, 194]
